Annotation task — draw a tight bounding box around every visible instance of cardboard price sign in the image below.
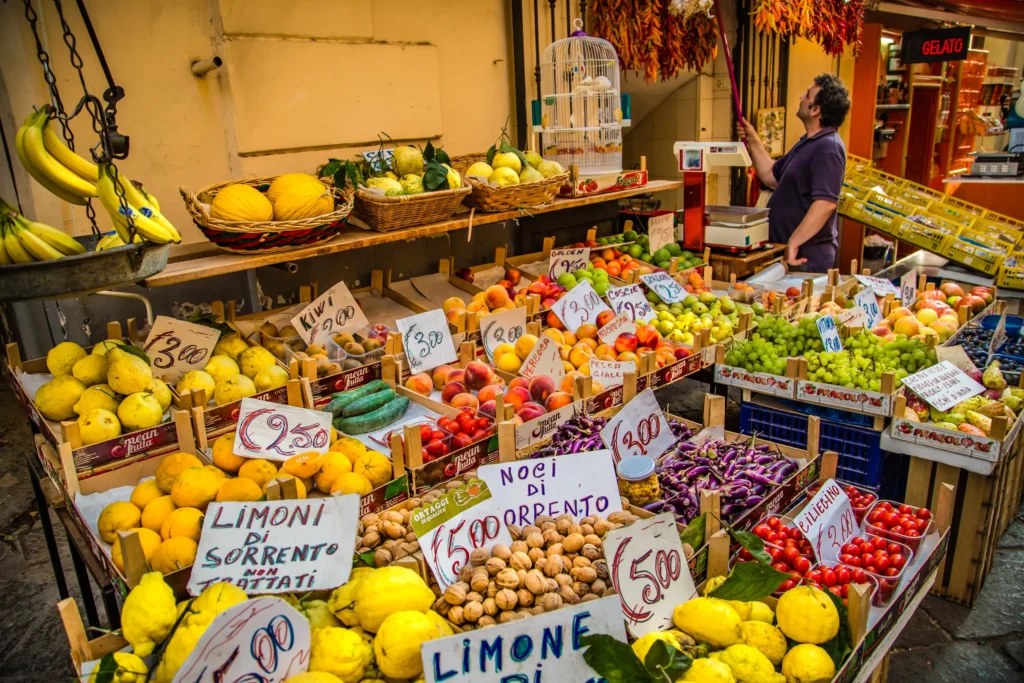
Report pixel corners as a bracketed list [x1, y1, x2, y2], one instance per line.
[854, 289, 883, 328]
[481, 306, 527, 363]
[551, 280, 612, 331]
[478, 451, 622, 528]
[590, 359, 636, 389]
[171, 598, 311, 683]
[855, 275, 900, 297]
[233, 398, 333, 462]
[397, 309, 457, 374]
[900, 360, 985, 412]
[606, 284, 656, 323]
[411, 480, 513, 590]
[142, 315, 221, 383]
[647, 213, 675, 254]
[291, 281, 368, 346]
[599, 388, 675, 463]
[597, 312, 634, 345]
[604, 513, 697, 637]
[421, 597, 627, 683]
[815, 315, 843, 353]
[548, 247, 590, 279]
[836, 307, 866, 327]
[640, 272, 686, 304]
[187, 496, 360, 595]
[900, 271, 917, 306]
[520, 335, 565, 380]
[792, 479, 857, 563]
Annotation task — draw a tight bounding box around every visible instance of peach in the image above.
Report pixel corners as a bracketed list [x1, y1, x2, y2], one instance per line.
[442, 296, 466, 313]
[915, 308, 939, 325]
[561, 371, 585, 394]
[562, 331, 578, 346]
[528, 376, 556, 403]
[485, 285, 511, 310]
[432, 365, 455, 390]
[479, 399, 497, 418]
[596, 310, 616, 328]
[656, 351, 675, 367]
[635, 324, 660, 348]
[505, 267, 522, 286]
[939, 313, 960, 326]
[509, 377, 531, 392]
[614, 332, 639, 354]
[515, 334, 538, 360]
[939, 282, 964, 298]
[445, 307, 466, 324]
[451, 393, 480, 411]
[558, 345, 570, 362]
[478, 384, 504, 404]
[928, 321, 953, 342]
[563, 361, 577, 374]
[871, 324, 891, 337]
[577, 361, 590, 375]
[885, 306, 913, 324]
[578, 337, 598, 351]
[545, 310, 564, 330]
[545, 392, 574, 412]
[893, 316, 921, 337]
[617, 351, 639, 363]
[404, 372, 433, 396]
[543, 328, 565, 346]
[505, 386, 531, 411]
[517, 402, 546, 422]
[568, 344, 594, 369]
[527, 282, 548, 296]
[472, 291, 487, 303]
[441, 380, 468, 404]
[492, 343, 516, 361]
[590, 380, 605, 394]
[514, 291, 529, 306]
[576, 323, 599, 340]
[467, 300, 489, 314]
[594, 343, 615, 358]
[496, 353, 522, 374]
[464, 360, 495, 391]
[655, 341, 675, 354]
[446, 368, 466, 384]
[915, 327, 939, 343]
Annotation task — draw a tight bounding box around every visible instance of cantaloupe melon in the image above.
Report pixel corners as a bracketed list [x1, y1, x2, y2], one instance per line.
[210, 184, 273, 222]
[270, 174, 334, 221]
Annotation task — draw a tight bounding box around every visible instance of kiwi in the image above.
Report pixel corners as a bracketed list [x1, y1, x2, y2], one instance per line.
[279, 324, 299, 337]
[362, 338, 382, 352]
[333, 332, 356, 347]
[342, 358, 362, 370]
[259, 322, 280, 338]
[344, 341, 366, 355]
[323, 362, 342, 376]
[307, 343, 327, 356]
[264, 340, 287, 360]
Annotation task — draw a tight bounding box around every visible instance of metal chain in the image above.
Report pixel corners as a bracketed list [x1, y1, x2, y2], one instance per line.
[23, 0, 72, 141]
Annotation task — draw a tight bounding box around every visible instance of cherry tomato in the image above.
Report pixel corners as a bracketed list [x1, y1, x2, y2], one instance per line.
[767, 516, 781, 529]
[875, 555, 890, 571]
[425, 440, 445, 455]
[852, 568, 867, 583]
[891, 526, 905, 535]
[794, 557, 811, 574]
[789, 528, 803, 541]
[872, 537, 887, 550]
[770, 548, 783, 563]
[906, 528, 920, 538]
[836, 567, 851, 584]
[867, 510, 884, 525]
[887, 543, 901, 555]
[885, 512, 900, 527]
[807, 570, 823, 583]
[885, 567, 899, 577]
[419, 424, 433, 441]
[773, 562, 790, 573]
[739, 548, 754, 561]
[767, 532, 780, 544]
[780, 579, 796, 591]
[861, 553, 874, 567]
[899, 504, 912, 515]
[890, 554, 905, 570]
[917, 508, 931, 520]
[475, 417, 491, 431]
[470, 429, 488, 441]
[781, 547, 800, 562]
[829, 586, 843, 597]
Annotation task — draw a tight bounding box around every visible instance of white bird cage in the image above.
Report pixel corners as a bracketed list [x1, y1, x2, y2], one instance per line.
[538, 19, 626, 176]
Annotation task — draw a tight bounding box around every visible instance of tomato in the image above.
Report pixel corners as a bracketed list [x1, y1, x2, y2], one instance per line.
[421, 447, 433, 463]
[773, 562, 790, 573]
[777, 530, 790, 542]
[767, 532, 780, 544]
[867, 510, 884, 525]
[470, 429, 488, 441]
[430, 430, 447, 442]
[425, 440, 445, 455]
[860, 553, 874, 567]
[789, 528, 803, 541]
[890, 526, 904, 536]
[807, 570, 823, 583]
[782, 546, 800, 562]
[770, 548, 783, 563]
[890, 554, 905, 570]
[845, 555, 861, 567]
[880, 502, 893, 511]
[852, 568, 867, 583]
[899, 504, 913, 515]
[780, 579, 796, 591]
[884, 567, 899, 577]
[829, 586, 843, 597]
[455, 411, 474, 427]
[437, 418, 455, 432]
[872, 537, 887, 550]
[875, 555, 890, 571]
[917, 508, 931, 520]
[884, 512, 900, 527]
[887, 543, 901, 555]
[822, 570, 837, 587]
[767, 516, 781, 529]
[739, 548, 754, 561]
[905, 528, 920, 537]
[419, 424, 433, 441]
[794, 557, 811, 574]
[753, 524, 771, 539]
[836, 567, 851, 584]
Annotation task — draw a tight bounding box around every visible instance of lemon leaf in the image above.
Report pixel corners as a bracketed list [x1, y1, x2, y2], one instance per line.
[679, 512, 705, 549]
[320, 159, 343, 179]
[580, 634, 655, 683]
[435, 146, 452, 166]
[643, 640, 691, 681]
[732, 528, 772, 564]
[357, 551, 376, 566]
[116, 343, 152, 367]
[423, 160, 450, 192]
[708, 560, 790, 601]
[485, 144, 497, 165]
[93, 653, 118, 683]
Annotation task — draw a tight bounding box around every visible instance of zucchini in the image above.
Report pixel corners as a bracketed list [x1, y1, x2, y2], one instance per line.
[342, 388, 396, 417]
[322, 396, 348, 417]
[327, 380, 388, 412]
[335, 396, 409, 435]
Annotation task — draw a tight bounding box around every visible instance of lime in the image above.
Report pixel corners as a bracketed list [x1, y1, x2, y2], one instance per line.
[667, 243, 682, 256]
[656, 260, 671, 270]
[593, 280, 610, 296]
[653, 248, 671, 262]
[627, 244, 643, 258]
[640, 252, 653, 263]
[623, 230, 638, 241]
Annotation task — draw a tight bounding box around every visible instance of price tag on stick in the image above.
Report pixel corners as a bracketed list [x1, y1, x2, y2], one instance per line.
[854, 289, 882, 328]
[551, 280, 612, 331]
[396, 309, 457, 374]
[590, 359, 636, 389]
[606, 284, 656, 323]
[855, 275, 900, 297]
[604, 512, 697, 637]
[647, 213, 675, 254]
[548, 247, 590, 279]
[143, 315, 221, 384]
[600, 388, 676, 463]
[900, 271, 917, 306]
[815, 315, 843, 353]
[519, 334, 565, 380]
[792, 479, 858, 564]
[291, 281, 368, 346]
[899, 360, 985, 412]
[640, 272, 686, 304]
[233, 398, 333, 462]
[481, 306, 527, 364]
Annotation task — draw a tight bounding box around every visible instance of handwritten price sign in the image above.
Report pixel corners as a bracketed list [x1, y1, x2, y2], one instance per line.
[603, 513, 697, 637]
[597, 312, 634, 345]
[900, 270, 918, 306]
[854, 289, 882, 328]
[600, 388, 675, 463]
[551, 280, 612, 331]
[590, 359, 636, 389]
[836, 307, 866, 327]
[143, 315, 221, 383]
[606, 284, 656, 323]
[481, 306, 527, 364]
[548, 247, 590, 279]
[815, 315, 843, 353]
[792, 479, 858, 563]
[647, 213, 675, 254]
[233, 398, 333, 462]
[291, 281, 368, 346]
[640, 272, 686, 304]
[519, 335, 565, 381]
[855, 274, 900, 297]
[900, 360, 985, 412]
[396, 309, 457, 374]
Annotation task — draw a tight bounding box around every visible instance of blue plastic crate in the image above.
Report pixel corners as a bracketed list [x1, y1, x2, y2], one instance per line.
[775, 397, 877, 429]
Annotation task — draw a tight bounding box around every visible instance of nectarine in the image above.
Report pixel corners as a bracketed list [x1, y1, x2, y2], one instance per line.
[432, 365, 455, 390]
[404, 373, 433, 397]
[505, 386, 531, 411]
[477, 384, 503, 404]
[441, 380, 469, 404]
[544, 392, 573, 412]
[442, 296, 466, 313]
[451, 393, 480, 411]
[517, 402, 546, 421]
[528, 376, 556, 403]
[464, 360, 495, 391]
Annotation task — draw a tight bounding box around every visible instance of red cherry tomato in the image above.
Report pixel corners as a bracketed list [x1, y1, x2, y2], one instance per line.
[767, 516, 781, 529]
[917, 508, 931, 520]
[739, 548, 754, 561]
[875, 555, 890, 571]
[475, 417, 491, 431]
[887, 543, 901, 556]
[906, 528, 920, 538]
[829, 586, 843, 597]
[836, 567, 851, 584]
[852, 568, 867, 583]
[789, 528, 803, 541]
[770, 548, 783, 563]
[780, 579, 796, 591]
[773, 562, 790, 573]
[807, 570, 823, 583]
[861, 553, 874, 567]
[782, 547, 800, 562]
[890, 554, 905, 570]
[898, 504, 912, 515]
[754, 524, 771, 539]
[419, 424, 433, 441]
[846, 556, 861, 568]
[822, 570, 837, 587]
[794, 557, 811, 574]
[767, 532, 780, 544]
[872, 537, 887, 550]
[885, 567, 899, 577]
[891, 526, 905, 535]
[841, 583, 850, 597]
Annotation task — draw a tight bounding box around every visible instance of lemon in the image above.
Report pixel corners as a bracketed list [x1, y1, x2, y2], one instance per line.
[47, 341, 86, 375]
[155, 452, 202, 493]
[74, 384, 120, 416]
[176, 370, 216, 398]
[214, 374, 256, 406]
[352, 450, 393, 488]
[330, 472, 373, 496]
[673, 597, 743, 649]
[524, 150, 543, 168]
[147, 378, 172, 411]
[466, 161, 494, 180]
[315, 451, 353, 493]
[204, 355, 240, 384]
[264, 472, 307, 499]
[283, 674, 344, 683]
[748, 601, 775, 624]
[309, 627, 373, 683]
[141, 496, 177, 533]
[88, 651, 148, 683]
[492, 151, 522, 174]
[171, 467, 222, 510]
[78, 408, 122, 445]
[91, 339, 123, 356]
[150, 537, 198, 574]
[118, 392, 164, 430]
[443, 163, 462, 189]
[36, 375, 86, 420]
[192, 581, 248, 614]
[354, 566, 435, 632]
[283, 451, 323, 478]
[161, 507, 205, 542]
[98, 501, 142, 543]
[106, 348, 153, 395]
[254, 364, 289, 391]
[327, 568, 373, 627]
[391, 146, 425, 177]
[537, 159, 565, 178]
[72, 354, 108, 386]
[491, 166, 520, 186]
[776, 586, 840, 644]
[711, 644, 785, 683]
[212, 432, 246, 473]
[520, 166, 544, 183]
[331, 436, 366, 463]
[631, 631, 682, 663]
[238, 458, 279, 488]
[298, 599, 342, 630]
[400, 174, 425, 195]
[740, 621, 788, 666]
[681, 658, 737, 682]
[111, 527, 162, 575]
[213, 335, 249, 361]
[239, 346, 277, 379]
[782, 643, 836, 683]
[121, 572, 176, 657]
[375, 610, 443, 679]
[130, 479, 164, 510]
[216, 477, 264, 502]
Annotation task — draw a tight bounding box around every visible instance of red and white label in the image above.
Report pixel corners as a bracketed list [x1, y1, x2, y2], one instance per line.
[792, 478, 857, 563]
[291, 281, 368, 346]
[233, 398, 333, 462]
[590, 359, 636, 390]
[519, 335, 565, 380]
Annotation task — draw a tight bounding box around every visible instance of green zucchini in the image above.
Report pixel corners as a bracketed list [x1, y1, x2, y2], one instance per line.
[342, 388, 396, 417]
[321, 397, 348, 417]
[335, 396, 409, 435]
[326, 380, 389, 412]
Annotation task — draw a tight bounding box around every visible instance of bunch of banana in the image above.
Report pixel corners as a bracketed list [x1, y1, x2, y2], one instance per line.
[96, 231, 141, 251]
[96, 162, 181, 245]
[0, 198, 87, 265]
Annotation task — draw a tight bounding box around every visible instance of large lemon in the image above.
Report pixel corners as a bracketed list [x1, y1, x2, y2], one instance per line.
[98, 501, 142, 543]
[400, 174, 424, 195]
[212, 433, 246, 473]
[47, 341, 86, 375]
[331, 436, 366, 463]
[78, 408, 122, 445]
[211, 183, 273, 222]
[214, 374, 256, 406]
[216, 477, 263, 502]
[130, 479, 164, 510]
[391, 146, 425, 177]
[374, 610, 443, 679]
[776, 586, 839, 644]
[424, 609, 454, 637]
[192, 581, 248, 615]
[330, 472, 373, 496]
[354, 566, 434, 632]
[74, 384, 120, 416]
[681, 658, 736, 682]
[281, 674, 343, 683]
[254, 364, 289, 392]
[238, 458, 279, 488]
[710, 644, 783, 683]
[465, 161, 494, 180]
[106, 348, 152, 395]
[314, 451, 353, 493]
[203, 355, 240, 384]
[298, 599, 342, 630]
[155, 452, 202, 493]
[147, 378, 172, 411]
[176, 370, 216, 398]
[365, 177, 403, 194]
[672, 597, 743, 649]
[442, 164, 462, 189]
[782, 643, 836, 683]
[492, 151, 522, 174]
[87, 651, 149, 683]
[352, 451, 393, 488]
[308, 627, 373, 682]
[140, 496, 177, 533]
[283, 451, 323, 479]
[171, 467, 222, 510]
[72, 354, 109, 386]
[327, 568, 373, 627]
[239, 346, 277, 379]
[520, 166, 544, 184]
[121, 572, 176, 658]
[740, 621, 788, 666]
[118, 392, 164, 431]
[36, 375, 86, 421]
[491, 167, 520, 187]
[91, 340, 122, 356]
[537, 159, 565, 178]
[150, 537, 198, 575]
[160, 507, 205, 542]
[213, 335, 249, 361]
[111, 527, 161, 575]
[632, 631, 683, 663]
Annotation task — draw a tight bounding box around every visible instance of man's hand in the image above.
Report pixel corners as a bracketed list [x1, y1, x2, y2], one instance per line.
[736, 118, 761, 147]
[786, 242, 807, 267]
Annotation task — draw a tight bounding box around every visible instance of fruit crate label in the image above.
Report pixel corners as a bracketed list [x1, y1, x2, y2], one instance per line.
[548, 247, 590, 279]
[74, 422, 181, 476]
[597, 312, 634, 345]
[514, 400, 584, 450]
[836, 307, 867, 327]
[815, 315, 843, 353]
[792, 478, 857, 564]
[358, 474, 410, 517]
[187, 496, 359, 595]
[410, 479, 514, 590]
[713, 365, 796, 398]
[519, 334, 565, 381]
[890, 418, 1001, 462]
[232, 398, 332, 462]
[855, 275, 900, 297]
[854, 289, 883, 328]
[647, 212, 675, 254]
[291, 281, 368, 347]
[606, 284, 656, 323]
[600, 388, 675, 463]
[142, 315, 221, 384]
[640, 272, 686, 304]
[309, 362, 382, 405]
[646, 353, 701, 391]
[397, 309, 458, 374]
[551, 279, 612, 331]
[900, 270, 917, 305]
[899, 360, 985, 412]
[586, 384, 629, 414]
[604, 512, 697, 638]
[795, 381, 892, 416]
[481, 306, 527, 364]
[478, 451, 623, 529]
[410, 437, 498, 495]
[170, 598, 311, 683]
[590, 359, 636, 389]
[421, 596, 627, 683]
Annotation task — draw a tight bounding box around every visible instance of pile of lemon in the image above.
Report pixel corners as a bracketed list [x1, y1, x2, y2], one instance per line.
[175, 336, 289, 407]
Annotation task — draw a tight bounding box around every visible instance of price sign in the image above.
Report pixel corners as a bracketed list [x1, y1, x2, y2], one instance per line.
[606, 284, 656, 323]
[396, 309, 457, 374]
[599, 388, 675, 463]
[590, 359, 636, 389]
[411, 479, 513, 590]
[854, 289, 882, 328]
[481, 306, 527, 364]
[648, 213, 675, 254]
[597, 312, 634, 345]
[171, 598, 311, 683]
[640, 272, 686, 304]
[233, 398, 333, 462]
[900, 360, 985, 412]
[188, 496, 359, 595]
[792, 479, 858, 564]
[836, 307, 866, 327]
[519, 335, 565, 380]
[551, 280, 612, 331]
[291, 281, 368, 346]
[548, 247, 590, 279]
[815, 315, 843, 353]
[478, 451, 622, 529]
[855, 275, 900, 297]
[603, 513, 697, 637]
[900, 271, 918, 306]
[143, 315, 221, 384]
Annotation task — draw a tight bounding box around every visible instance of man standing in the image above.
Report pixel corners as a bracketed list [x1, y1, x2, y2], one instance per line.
[739, 73, 851, 272]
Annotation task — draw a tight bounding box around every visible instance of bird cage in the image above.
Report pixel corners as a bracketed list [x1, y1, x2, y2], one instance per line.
[537, 19, 627, 176]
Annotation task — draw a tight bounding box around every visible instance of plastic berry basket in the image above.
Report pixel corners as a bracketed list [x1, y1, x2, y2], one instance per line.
[841, 534, 913, 605]
[804, 481, 878, 524]
[809, 562, 880, 607]
[863, 499, 933, 554]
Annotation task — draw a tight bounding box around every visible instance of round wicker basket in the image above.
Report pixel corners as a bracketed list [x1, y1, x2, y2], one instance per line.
[450, 154, 569, 213]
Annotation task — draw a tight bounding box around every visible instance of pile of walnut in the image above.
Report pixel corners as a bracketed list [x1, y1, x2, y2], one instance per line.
[432, 510, 639, 630]
[356, 502, 422, 567]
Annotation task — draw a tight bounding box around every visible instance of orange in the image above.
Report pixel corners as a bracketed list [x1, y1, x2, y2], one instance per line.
[282, 451, 323, 478]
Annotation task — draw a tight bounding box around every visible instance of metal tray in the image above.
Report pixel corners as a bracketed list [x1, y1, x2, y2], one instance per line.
[0, 234, 169, 302]
[706, 205, 769, 224]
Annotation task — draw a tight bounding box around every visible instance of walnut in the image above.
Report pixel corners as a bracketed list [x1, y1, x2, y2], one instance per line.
[361, 530, 382, 548]
[581, 516, 596, 526]
[538, 593, 563, 611]
[492, 544, 512, 561]
[571, 566, 598, 583]
[572, 556, 592, 569]
[581, 593, 601, 602]
[464, 601, 484, 623]
[555, 517, 571, 534]
[582, 544, 601, 561]
[444, 584, 467, 605]
[510, 551, 532, 571]
[466, 591, 484, 603]
[528, 547, 545, 563]
[432, 596, 448, 612]
[523, 524, 542, 536]
[608, 511, 635, 525]
[516, 588, 534, 608]
[517, 569, 528, 586]
[563, 533, 586, 553]
[495, 588, 518, 611]
[404, 530, 418, 542]
[486, 582, 498, 599]
[373, 548, 392, 567]
[580, 523, 595, 536]
[532, 605, 546, 615]
[485, 557, 507, 576]
[382, 510, 403, 524]
[584, 534, 603, 548]
[510, 540, 529, 555]
[384, 521, 407, 540]
[478, 615, 496, 627]
[591, 579, 607, 594]
[525, 570, 548, 595]
[407, 497, 422, 508]
[400, 508, 413, 524]
[542, 529, 563, 546]
[382, 539, 401, 552]
[535, 557, 547, 572]
[593, 520, 613, 536]
[559, 584, 581, 605]
[567, 522, 583, 536]
[594, 560, 609, 581]
[546, 578, 559, 592]
[458, 564, 474, 583]
[507, 524, 523, 541]
[536, 514, 555, 526]
[499, 611, 517, 624]
[543, 555, 564, 577]
[540, 522, 556, 534]
[448, 605, 465, 625]
[545, 543, 564, 558]
[434, 600, 451, 617]
[360, 513, 380, 527]
[555, 573, 573, 588]
[482, 597, 499, 616]
[525, 532, 544, 549]
[496, 568, 520, 589]
[573, 581, 591, 596]
[471, 570, 490, 593]
[470, 548, 490, 567]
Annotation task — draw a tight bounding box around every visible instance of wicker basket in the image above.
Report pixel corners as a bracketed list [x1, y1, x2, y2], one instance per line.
[451, 153, 569, 213]
[354, 181, 471, 232]
[180, 176, 353, 254]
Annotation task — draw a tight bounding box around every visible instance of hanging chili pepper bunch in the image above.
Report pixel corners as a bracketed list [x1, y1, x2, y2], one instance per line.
[752, 0, 865, 57]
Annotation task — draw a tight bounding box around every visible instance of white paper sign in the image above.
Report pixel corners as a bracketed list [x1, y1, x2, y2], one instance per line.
[172, 598, 311, 683]
[481, 306, 527, 363]
[604, 513, 697, 637]
[854, 289, 882, 328]
[606, 284, 656, 323]
[900, 360, 986, 412]
[290, 281, 368, 346]
[519, 335, 565, 381]
[640, 272, 686, 304]
[397, 308, 458, 374]
[648, 213, 675, 254]
[792, 479, 857, 564]
[598, 313, 634, 345]
[410, 480, 514, 590]
[900, 271, 918, 306]
[600, 388, 675, 463]
[815, 315, 843, 353]
[548, 247, 590, 279]
[478, 451, 623, 528]
[233, 398, 333, 461]
[421, 597, 628, 683]
[590, 359, 636, 389]
[855, 274, 900, 297]
[936, 345, 979, 373]
[188, 496, 360, 595]
[836, 307, 867, 327]
[142, 315, 221, 383]
[552, 280, 613, 331]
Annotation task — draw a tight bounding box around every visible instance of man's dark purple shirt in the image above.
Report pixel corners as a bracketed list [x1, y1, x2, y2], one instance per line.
[767, 126, 846, 272]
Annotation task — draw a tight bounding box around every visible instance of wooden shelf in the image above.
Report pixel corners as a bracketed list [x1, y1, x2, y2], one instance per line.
[142, 179, 685, 288]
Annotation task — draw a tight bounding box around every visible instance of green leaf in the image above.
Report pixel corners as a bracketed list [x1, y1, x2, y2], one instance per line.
[358, 551, 376, 566]
[435, 146, 451, 166]
[423, 160, 450, 192]
[320, 158, 343, 179]
[580, 634, 654, 683]
[820, 587, 854, 669]
[733, 529, 772, 564]
[116, 343, 152, 367]
[485, 144, 497, 165]
[93, 653, 119, 683]
[679, 513, 706, 549]
[708, 560, 791, 601]
[644, 640, 691, 682]
[185, 309, 231, 337]
[423, 140, 436, 164]
[345, 161, 365, 188]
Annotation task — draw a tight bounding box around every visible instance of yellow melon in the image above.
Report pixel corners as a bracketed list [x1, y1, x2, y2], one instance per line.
[211, 184, 273, 222]
[271, 174, 334, 221]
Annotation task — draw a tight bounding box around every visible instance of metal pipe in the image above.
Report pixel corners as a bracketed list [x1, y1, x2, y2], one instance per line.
[191, 57, 223, 77]
[270, 262, 299, 274]
[93, 290, 154, 327]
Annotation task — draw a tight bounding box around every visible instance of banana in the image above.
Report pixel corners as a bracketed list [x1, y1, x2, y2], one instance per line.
[15, 115, 88, 206]
[42, 122, 99, 182]
[0, 233, 10, 265]
[21, 115, 97, 200]
[116, 174, 181, 242]
[3, 220, 34, 263]
[140, 187, 160, 212]
[11, 219, 62, 261]
[15, 215, 85, 255]
[96, 233, 123, 250]
[96, 166, 173, 244]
